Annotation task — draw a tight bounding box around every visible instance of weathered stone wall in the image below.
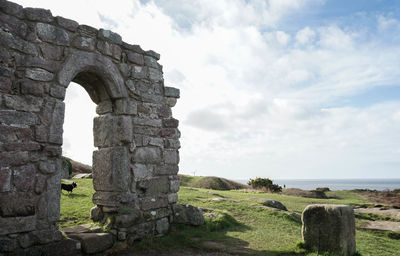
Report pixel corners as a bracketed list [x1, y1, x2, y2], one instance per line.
[0, 0, 180, 253]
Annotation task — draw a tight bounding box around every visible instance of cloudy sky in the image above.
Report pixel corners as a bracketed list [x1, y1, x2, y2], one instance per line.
[15, 0, 400, 179]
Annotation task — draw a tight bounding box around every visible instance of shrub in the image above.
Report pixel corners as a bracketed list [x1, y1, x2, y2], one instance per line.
[248, 177, 282, 193]
[61, 157, 73, 176]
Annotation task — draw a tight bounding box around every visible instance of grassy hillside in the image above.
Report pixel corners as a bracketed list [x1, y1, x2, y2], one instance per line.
[179, 174, 249, 190]
[60, 179, 400, 255]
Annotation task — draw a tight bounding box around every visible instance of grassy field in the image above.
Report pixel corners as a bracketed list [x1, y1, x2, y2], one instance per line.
[60, 179, 400, 255]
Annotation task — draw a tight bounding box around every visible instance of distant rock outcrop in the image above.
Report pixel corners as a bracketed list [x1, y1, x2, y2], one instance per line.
[61, 156, 92, 179]
[192, 176, 248, 190]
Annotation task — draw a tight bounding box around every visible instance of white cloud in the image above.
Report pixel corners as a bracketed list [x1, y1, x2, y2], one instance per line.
[378, 15, 400, 30]
[296, 26, 316, 45]
[12, 0, 400, 179]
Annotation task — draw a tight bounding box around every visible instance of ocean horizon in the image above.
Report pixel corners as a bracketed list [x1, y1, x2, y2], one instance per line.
[235, 178, 400, 191]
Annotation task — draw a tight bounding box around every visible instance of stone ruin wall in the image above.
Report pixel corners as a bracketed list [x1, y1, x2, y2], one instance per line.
[0, 0, 180, 252]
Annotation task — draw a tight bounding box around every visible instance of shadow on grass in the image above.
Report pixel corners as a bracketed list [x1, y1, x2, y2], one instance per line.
[109, 222, 304, 256]
[61, 192, 88, 198]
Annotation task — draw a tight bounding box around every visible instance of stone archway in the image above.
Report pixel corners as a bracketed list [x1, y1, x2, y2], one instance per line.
[0, 0, 180, 253]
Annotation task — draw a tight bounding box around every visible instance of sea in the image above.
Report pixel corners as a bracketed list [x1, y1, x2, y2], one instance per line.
[235, 179, 400, 191]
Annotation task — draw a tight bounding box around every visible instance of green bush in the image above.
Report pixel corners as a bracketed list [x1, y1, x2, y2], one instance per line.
[248, 177, 282, 193]
[61, 157, 73, 176]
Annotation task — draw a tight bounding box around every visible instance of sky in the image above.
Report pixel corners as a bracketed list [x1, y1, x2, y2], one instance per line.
[14, 0, 400, 179]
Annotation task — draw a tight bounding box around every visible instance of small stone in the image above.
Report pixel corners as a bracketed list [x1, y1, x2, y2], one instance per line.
[68, 233, 114, 254]
[0, 1, 24, 18]
[137, 177, 169, 196]
[93, 115, 132, 147]
[170, 179, 180, 193]
[60, 224, 91, 234]
[148, 67, 162, 82]
[36, 23, 69, 46]
[34, 173, 47, 194]
[98, 29, 122, 45]
[24, 7, 53, 22]
[118, 231, 127, 241]
[0, 237, 17, 252]
[164, 139, 181, 149]
[164, 87, 180, 98]
[154, 165, 179, 176]
[50, 85, 66, 99]
[132, 163, 152, 179]
[13, 164, 36, 192]
[39, 43, 65, 61]
[165, 97, 177, 107]
[0, 167, 12, 192]
[168, 193, 178, 204]
[4, 95, 43, 112]
[78, 25, 98, 37]
[0, 151, 29, 166]
[72, 36, 95, 51]
[144, 56, 158, 68]
[163, 118, 179, 128]
[164, 150, 179, 165]
[114, 212, 141, 228]
[96, 100, 113, 115]
[115, 98, 137, 115]
[156, 217, 169, 235]
[145, 50, 160, 60]
[0, 29, 38, 56]
[172, 204, 204, 226]
[56, 16, 79, 32]
[261, 200, 287, 211]
[0, 77, 11, 93]
[133, 147, 162, 164]
[25, 68, 54, 81]
[90, 206, 103, 222]
[20, 80, 45, 96]
[127, 52, 144, 65]
[133, 117, 162, 127]
[39, 160, 56, 174]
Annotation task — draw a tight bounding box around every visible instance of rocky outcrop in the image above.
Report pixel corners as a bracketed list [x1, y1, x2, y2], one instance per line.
[302, 204, 356, 256]
[261, 200, 287, 211]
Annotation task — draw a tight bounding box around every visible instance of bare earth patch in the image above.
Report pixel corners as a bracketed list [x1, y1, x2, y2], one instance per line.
[355, 207, 400, 219]
[358, 191, 400, 207]
[358, 220, 400, 233]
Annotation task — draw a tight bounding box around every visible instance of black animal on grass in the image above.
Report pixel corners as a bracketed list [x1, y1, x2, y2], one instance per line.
[61, 182, 77, 193]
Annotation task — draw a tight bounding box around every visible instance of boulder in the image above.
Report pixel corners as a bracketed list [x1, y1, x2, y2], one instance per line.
[302, 204, 356, 256]
[67, 233, 113, 254]
[172, 204, 204, 226]
[261, 200, 287, 211]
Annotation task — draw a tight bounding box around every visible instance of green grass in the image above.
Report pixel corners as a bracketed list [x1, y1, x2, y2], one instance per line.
[59, 179, 95, 228]
[60, 179, 400, 255]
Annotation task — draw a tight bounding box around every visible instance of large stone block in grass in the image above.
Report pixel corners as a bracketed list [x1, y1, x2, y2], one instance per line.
[302, 204, 356, 256]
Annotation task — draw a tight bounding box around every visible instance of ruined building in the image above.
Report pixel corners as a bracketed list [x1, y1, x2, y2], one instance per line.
[0, 0, 181, 253]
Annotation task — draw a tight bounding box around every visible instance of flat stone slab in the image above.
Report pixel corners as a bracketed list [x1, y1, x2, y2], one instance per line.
[61, 224, 91, 234]
[68, 233, 113, 254]
[359, 220, 400, 232]
[72, 173, 92, 179]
